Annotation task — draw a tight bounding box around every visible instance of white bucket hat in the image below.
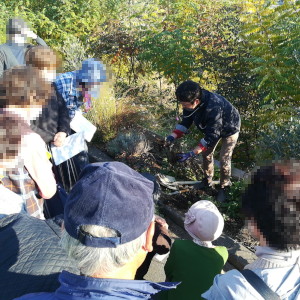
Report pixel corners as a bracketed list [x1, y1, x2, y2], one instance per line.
[184, 200, 224, 245]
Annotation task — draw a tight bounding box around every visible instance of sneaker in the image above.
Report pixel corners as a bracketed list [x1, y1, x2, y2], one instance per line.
[194, 178, 212, 190]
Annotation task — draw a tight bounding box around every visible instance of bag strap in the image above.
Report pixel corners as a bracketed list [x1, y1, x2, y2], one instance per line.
[240, 269, 281, 300]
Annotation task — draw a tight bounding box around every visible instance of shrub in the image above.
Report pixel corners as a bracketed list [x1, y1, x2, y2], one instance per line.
[255, 118, 300, 163]
[106, 132, 151, 158]
[58, 35, 89, 72]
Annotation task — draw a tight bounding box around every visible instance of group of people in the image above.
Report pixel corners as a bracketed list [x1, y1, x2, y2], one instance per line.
[0, 17, 299, 300]
[0, 18, 107, 219]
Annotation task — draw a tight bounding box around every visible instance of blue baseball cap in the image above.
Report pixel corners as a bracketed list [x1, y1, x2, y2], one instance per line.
[76, 58, 107, 83]
[64, 162, 154, 248]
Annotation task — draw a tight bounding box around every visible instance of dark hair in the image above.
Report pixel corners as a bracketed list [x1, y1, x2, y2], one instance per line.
[175, 80, 202, 103]
[242, 161, 300, 250]
[6, 18, 28, 35]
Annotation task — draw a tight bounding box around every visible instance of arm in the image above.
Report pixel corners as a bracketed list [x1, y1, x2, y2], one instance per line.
[168, 109, 194, 139]
[35, 36, 48, 47]
[23, 28, 48, 47]
[23, 133, 56, 199]
[202, 270, 261, 300]
[52, 86, 71, 146]
[192, 106, 222, 155]
[30, 120, 54, 144]
[56, 92, 71, 135]
[0, 50, 5, 78]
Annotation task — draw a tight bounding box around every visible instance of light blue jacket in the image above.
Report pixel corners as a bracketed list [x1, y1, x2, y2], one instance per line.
[202, 247, 300, 300]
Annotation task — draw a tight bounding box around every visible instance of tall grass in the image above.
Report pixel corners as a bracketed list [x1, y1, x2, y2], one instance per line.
[86, 81, 119, 142]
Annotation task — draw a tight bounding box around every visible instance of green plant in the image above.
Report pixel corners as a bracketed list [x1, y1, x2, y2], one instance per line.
[58, 35, 89, 71]
[241, 1, 300, 121]
[216, 180, 246, 220]
[85, 81, 118, 142]
[106, 132, 151, 158]
[255, 118, 300, 162]
[138, 29, 196, 86]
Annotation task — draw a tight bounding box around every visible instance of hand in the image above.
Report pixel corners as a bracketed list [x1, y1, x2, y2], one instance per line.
[155, 216, 169, 230]
[53, 132, 67, 147]
[22, 27, 37, 39]
[177, 151, 196, 162]
[164, 135, 175, 147]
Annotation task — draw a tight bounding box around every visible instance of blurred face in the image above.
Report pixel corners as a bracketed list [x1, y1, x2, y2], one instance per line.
[78, 83, 100, 98]
[246, 218, 267, 247]
[40, 68, 57, 83]
[180, 99, 200, 111]
[0, 136, 24, 171]
[9, 33, 26, 45]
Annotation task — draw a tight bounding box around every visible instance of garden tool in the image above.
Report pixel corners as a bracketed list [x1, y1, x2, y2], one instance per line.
[156, 173, 201, 190]
[167, 189, 190, 196]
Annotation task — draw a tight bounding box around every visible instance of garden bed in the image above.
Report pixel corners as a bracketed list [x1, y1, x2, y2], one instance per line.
[91, 127, 258, 252]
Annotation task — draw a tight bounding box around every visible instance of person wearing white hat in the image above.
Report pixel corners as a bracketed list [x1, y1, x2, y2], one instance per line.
[160, 200, 228, 300]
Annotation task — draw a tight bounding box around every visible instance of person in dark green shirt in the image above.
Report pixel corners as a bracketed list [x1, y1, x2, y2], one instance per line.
[160, 200, 228, 300]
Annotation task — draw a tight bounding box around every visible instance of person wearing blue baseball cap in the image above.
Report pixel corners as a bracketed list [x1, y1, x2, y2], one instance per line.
[15, 161, 179, 300]
[53, 58, 108, 178]
[54, 58, 107, 119]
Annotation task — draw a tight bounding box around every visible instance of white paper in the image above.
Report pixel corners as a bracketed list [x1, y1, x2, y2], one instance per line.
[154, 253, 170, 262]
[70, 111, 97, 142]
[51, 132, 86, 165]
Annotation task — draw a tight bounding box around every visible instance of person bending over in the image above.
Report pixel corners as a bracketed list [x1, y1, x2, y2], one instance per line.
[166, 80, 241, 202]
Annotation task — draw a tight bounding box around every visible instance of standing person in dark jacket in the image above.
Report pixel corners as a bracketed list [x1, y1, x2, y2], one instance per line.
[166, 80, 241, 202]
[27, 46, 70, 147]
[26, 46, 71, 216]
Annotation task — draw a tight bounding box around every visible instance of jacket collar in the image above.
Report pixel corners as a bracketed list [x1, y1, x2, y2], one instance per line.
[56, 271, 179, 299]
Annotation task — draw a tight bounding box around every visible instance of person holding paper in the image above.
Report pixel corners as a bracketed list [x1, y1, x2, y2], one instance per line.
[27, 46, 71, 147]
[54, 58, 107, 175]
